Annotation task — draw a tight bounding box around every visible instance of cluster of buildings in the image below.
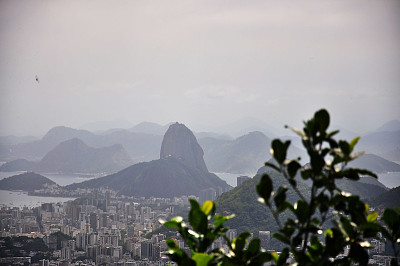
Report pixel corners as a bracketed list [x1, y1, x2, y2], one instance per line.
[0, 188, 197, 265]
[0, 179, 398, 265]
[0, 185, 273, 265]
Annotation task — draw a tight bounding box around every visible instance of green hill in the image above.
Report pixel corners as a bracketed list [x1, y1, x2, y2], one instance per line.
[215, 167, 388, 236]
[216, 171, 310, 234]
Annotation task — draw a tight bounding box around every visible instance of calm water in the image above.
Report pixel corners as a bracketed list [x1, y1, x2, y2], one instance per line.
[0, 171, 99, 186]
[0, 171, 98, 208]
[0, 190, 75, 209]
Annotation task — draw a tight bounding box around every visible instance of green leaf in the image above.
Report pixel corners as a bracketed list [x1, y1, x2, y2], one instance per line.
[192, 253, 213, 266]
[166, 239, 179, 249]
[339, 216, 356, 239]
[327, 129, 340, 138]
[339, 140, 350, 156]
[189, 198, 201, 211]
[274, 186, 288, 211]
[265, 162, 281, 172]
[163, 220, 181, 230]
[294, 200, 309, 223]
[189, 200, 208, 234]
[256, 174, 273, 203]
[273, 232, 290, 245]
[348, 243, 368, 266]
[246, 238, 261, 255]
[271, 139, 290, 164]
[367, 211, 379, 222]
[162, 216, 183, 229]
[310, 151, 324, 175]
[277, 248, 289, 266]
[349, 136, 360, 153]
[355, 168, 378, 179]
[232, 232, 251, 253]
[314, 109, 330, 132]
[383, 208, 400, 233]
[201, 201, 214, 216]
[214, 214, 234, 228]
[287, 160, 301, 178]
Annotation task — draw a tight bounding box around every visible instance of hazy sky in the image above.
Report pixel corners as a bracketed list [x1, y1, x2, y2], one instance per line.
[1, 1, 399, 136]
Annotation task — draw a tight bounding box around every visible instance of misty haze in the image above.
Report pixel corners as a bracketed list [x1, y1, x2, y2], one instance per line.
[0, 1, 399, 265]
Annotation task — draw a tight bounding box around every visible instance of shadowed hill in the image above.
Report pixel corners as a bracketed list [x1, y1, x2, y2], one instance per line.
[65, 157, 230, 198]
[368, 186, 400, 208]
[0, 172, 56, 191]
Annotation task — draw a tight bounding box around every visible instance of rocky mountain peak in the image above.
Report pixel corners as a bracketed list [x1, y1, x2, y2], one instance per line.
[160, 122, 208, 172]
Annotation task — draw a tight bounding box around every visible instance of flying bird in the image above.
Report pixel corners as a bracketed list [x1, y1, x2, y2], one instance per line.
[35, 75, 39, 83]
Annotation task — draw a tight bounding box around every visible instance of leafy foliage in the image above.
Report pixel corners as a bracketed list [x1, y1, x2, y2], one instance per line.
[163, 109, 400, 265]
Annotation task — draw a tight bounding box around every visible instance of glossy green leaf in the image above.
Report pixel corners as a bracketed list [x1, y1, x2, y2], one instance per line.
[277, 248, 289, 266]
[287, 160, 301, 178]
[349, 136, 360, 153]
[274, 186, 288, 211]
[314, 109, 330, 132]
[273, 232, 290, 245]
[265, 161, 281, 172]
[192, 253, 213, 266]
[383, 208, 400, 233]
[367, 211, 378, 222]
[348, 243, 368, 266]
[256, 174, 273, 203]
[339, 140, 350, 156]
[214, 214, 234, 228]
[247, 238, 261, 255]
[271, 139, 290, 164]
[189, 200, 208, 234]
[201, 200, 214, 216]
[166, 239, 179, 249]
[294, 200, 309, 223]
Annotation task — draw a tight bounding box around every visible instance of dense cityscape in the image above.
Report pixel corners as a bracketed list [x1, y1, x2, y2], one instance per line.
[0, 176, 396, 266]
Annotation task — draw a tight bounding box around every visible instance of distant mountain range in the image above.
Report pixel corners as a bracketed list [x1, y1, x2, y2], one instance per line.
[0, 172, 56, 191]
[348, 153, 400, 173]
[199, 132, 271, 174]
[66, 123, 231, 197]
[0, 138, 133, 174]
[357, 130, 400, 161]
[0, 126, 163, 162]
[199, 131, 307, 174]
[129, 122, 172, 135]
[375, 120, 400, 132]
[1, 119, 399, 177]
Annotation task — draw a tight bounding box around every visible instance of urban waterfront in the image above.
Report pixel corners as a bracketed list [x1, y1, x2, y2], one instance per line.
[0, 171, 399, 210]
[0, 189, 75, 209]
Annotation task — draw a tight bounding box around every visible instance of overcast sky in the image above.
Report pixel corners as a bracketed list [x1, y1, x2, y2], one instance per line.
[1, 1, 399, 137]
